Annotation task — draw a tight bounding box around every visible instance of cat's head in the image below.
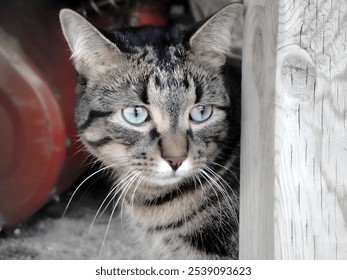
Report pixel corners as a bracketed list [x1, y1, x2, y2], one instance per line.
[59, 4, 242, 187]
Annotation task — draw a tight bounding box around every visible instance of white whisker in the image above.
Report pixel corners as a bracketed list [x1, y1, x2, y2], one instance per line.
[130, 174, 145, 217]
[205, 166, 237, 198]
[204, 166, 238, 225]
[62, 163, 118, 218]
[98, 195, 119, 259]
[98, 170, 140, 258]
[120, 171, 142, 228]
[88, 170, 134, 235]
[211, 162, 239, 183]
[199, 169, 223, 227]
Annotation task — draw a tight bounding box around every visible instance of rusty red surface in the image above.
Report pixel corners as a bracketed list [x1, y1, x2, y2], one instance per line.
[0, 1, 86, 229]
[0, 34, 66, 227]
[130, 3, 169, 26]
[0, 0, 169, 229]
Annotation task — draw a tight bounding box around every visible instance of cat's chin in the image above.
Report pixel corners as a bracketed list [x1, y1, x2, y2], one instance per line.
[143, 176, 183, 187]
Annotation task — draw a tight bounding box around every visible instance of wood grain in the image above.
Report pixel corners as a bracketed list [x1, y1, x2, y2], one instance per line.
[239, 0, 279, 259]
[240, 0, 347, 259]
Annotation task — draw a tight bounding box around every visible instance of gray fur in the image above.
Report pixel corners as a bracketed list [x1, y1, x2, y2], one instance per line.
[60, 3, 242, 259]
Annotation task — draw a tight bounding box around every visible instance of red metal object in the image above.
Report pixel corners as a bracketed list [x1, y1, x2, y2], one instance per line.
[130, 3, 168, 26]
[0, 1, 86, 229]
[0, 0, 169, 230]
[0, 33, 66, 228]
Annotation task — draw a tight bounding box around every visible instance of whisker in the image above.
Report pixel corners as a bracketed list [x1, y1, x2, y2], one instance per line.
[205, 166, 238, 199]
[210, 162, 240, 184]
[98, 196, 119, 259]
[99, 169, 137, 216]
[88, 170, 134, 235]
[184, 176, 202, 233]
[130, 174, 145, 217]
[98, 171, 140, 258]
[72, 175, 102, 212]
[198, 169, 223, 227]
[62, 163, 119, 218]
[204, 167, 238, 225]
[119, 171, 142, 228]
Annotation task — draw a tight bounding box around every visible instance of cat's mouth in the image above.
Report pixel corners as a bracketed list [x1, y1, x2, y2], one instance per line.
[144, 158, 194, 187]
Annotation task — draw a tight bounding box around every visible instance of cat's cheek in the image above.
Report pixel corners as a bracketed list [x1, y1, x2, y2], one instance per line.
[96, 143, 129, 165]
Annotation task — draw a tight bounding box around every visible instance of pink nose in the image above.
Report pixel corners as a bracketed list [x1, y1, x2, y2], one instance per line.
[164, 157, 186, 171]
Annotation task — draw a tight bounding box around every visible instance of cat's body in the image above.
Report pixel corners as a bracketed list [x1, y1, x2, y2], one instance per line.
[60, 4, 242, 259]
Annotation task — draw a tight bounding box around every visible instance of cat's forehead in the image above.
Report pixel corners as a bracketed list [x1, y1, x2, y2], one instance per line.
[89, 39, 227, 112]
[131, 44, 186, 72]
[127, 46, 196, 103]
[147, 68, 195, 107]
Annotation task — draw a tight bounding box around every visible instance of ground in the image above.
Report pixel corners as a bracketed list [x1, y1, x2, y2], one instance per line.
[0, 174, 146, 260]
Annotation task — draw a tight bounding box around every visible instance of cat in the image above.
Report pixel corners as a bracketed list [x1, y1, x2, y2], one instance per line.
[59, 3, 242, 259]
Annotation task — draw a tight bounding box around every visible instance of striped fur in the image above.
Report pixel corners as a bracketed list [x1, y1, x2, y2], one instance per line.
[60, 3, 242, 259]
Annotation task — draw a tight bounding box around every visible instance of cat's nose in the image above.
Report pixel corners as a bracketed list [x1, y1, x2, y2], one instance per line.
[165, 157, 187, 171]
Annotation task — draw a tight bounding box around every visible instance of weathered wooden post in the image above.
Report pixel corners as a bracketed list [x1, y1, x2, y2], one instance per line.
[240, 0, 347, 259]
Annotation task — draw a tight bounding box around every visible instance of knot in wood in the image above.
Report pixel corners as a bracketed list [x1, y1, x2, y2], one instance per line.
[280, 48, 316, 101]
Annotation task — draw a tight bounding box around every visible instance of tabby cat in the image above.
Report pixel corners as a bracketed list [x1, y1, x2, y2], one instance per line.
[59, 3, 242, 259]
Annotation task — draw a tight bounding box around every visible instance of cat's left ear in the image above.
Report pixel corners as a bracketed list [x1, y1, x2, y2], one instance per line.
[59, 9, 123, 75]
[189, 3, 243, 67]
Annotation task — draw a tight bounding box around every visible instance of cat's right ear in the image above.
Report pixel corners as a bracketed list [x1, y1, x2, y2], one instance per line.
[59, 9, 122, 75]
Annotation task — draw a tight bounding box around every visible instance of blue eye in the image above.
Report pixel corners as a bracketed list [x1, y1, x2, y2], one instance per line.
[189, 105, 213, 123]
[122, 106, 149, 125]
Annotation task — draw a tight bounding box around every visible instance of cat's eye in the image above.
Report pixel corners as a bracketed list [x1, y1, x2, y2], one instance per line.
[189, 105, 213, 123]
[122, 106, 149, 125]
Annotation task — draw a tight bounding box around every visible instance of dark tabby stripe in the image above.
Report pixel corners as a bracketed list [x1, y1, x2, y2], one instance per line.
[147, 198, 211, 232]
[181, 217, 237, 257]
[149, 128, 160, 142]
[195, 83, 204, 103]
[130, 178, 204, 207]
[79, 110, 113, 131]
[86, 136, 113, 147]
[139, 80, 149, 104]
[212, 146, 239, 175]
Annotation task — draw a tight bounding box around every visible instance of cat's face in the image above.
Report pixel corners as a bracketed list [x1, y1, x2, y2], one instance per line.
[60, 5, 242, 187]
[75, 53, 230, 186]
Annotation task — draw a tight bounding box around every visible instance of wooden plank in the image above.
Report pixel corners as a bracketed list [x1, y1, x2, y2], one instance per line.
[240, 0, 347, 259]
[239, 0, 279, 259]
